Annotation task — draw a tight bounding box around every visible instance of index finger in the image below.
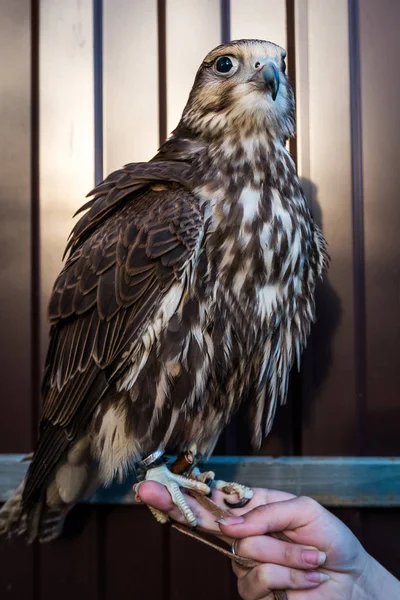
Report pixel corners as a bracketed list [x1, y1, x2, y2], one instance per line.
[218, 496, 321, 538]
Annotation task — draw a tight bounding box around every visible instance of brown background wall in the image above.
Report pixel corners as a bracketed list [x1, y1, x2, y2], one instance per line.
[1, 0, 400, 598]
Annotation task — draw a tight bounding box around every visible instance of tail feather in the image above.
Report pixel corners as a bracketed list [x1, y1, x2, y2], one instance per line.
[0, 480, 66, 543]
[0, 482, 26, 536]
[37, 507, 66, 543]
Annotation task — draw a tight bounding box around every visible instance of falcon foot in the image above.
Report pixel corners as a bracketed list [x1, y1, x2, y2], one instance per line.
[142, 464, 211, 527]
[210, 478, 254, 509]
[169, 447, 253, 508]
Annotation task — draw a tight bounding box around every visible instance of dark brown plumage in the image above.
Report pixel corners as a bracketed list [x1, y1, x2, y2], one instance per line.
[0, 39, 327, 542]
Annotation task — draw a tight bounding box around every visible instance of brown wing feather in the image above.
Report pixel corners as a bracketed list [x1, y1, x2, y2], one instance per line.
[65, 160, 191, 257]
[23, 172, 202, 506]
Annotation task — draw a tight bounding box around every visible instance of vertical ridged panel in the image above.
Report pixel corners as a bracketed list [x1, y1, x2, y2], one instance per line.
[101, 506, 166, 600]
[166, 0, 221, 134]
[0, 0, 33, 453]
[39, 507, 99, 600]
[359, 0, 400, 455]
[170, 526, 233, 600]
[39, 0, 95, 366]
[230, 0, 286, 48]
[297, 0, 357, 454]
[103, 0, 159, 170]
[0, 1, 37, 596]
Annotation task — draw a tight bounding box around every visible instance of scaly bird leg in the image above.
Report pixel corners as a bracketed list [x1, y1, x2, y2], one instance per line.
[170, 444, 253, 508]
[135, 447, 253, 525]
[142, 464, 210, 526]
[170, 445, 254, 508]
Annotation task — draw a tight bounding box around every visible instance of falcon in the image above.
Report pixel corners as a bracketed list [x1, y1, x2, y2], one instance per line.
[0, 39, 327, 541]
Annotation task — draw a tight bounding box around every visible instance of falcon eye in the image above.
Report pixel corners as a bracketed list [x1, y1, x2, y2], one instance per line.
[215, 56, 233, 74]
[281, 59, 287, 74]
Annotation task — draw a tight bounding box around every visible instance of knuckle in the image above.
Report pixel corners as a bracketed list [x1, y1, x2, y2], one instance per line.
[253, 564, 270, 589]
[289, 568, 298, 585]
[252, 504, 269, 519]
[297, 495, 319, 513]
[237, 578, 252, 600]
[283, 544, 293, 563]
[236, 537, 252, 557]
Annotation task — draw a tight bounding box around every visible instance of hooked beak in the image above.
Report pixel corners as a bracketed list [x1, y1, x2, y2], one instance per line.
[251, 62, 280, 101]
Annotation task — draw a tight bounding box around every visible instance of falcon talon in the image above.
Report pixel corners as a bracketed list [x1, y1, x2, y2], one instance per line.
[212, 479, 254, 509]
[224, 497, 252, 509]
[148, 505, 170, 524]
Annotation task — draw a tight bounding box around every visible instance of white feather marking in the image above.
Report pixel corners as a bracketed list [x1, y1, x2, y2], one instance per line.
[154, 368, 170, 412]
[239, 186, 261, 224]
[116, 346, 149, 392]
[259, 223, 272, 246]
[233, 269, 248, 296]
[290, 230, 302, 262]
[190, 325, 203, 347]
[241, 136, 256, 158]
[161, 408, 180, 448]
[257, 283, 280, 319]
[94, 403, 140, 483]
[270, 189, 293, 231]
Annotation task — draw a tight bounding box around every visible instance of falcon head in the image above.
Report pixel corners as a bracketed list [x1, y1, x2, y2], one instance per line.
[180, 39, 295, 142]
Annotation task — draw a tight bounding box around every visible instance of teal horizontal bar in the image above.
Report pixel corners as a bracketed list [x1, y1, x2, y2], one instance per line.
[1, 455, 400, 507]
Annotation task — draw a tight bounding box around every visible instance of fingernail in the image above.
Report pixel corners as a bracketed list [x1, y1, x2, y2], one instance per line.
[305, 571, 330, 584]
[215, 516, 245, 526]
[302, 550, 326, 566]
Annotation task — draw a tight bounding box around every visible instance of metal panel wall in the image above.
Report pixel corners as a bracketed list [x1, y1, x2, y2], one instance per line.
[103, 0, 159, 169]
[39, 0, 95, 366]
[358, 0, 400, 575]
[0, 0, 33, 454]
[359, 0, 400, 456]
[166, 0, 221, 134]
[296, 0, 357, 455]
[230, 0, 286, 48]
[0, 3, 36, 598]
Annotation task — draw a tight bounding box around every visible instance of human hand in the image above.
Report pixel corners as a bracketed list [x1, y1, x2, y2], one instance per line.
[137, 483, 373, 598]
[218, 494, 368, 599]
